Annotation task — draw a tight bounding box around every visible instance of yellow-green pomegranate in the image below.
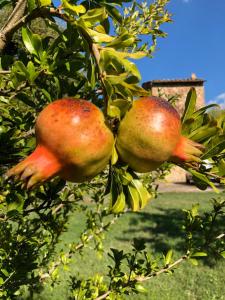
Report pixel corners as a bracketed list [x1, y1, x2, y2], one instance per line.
[116, 96, 203, 172]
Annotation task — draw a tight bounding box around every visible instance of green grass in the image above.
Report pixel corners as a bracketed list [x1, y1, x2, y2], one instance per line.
[31, 192, 225, 300]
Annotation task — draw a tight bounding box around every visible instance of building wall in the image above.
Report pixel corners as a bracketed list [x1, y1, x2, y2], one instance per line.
[151, 85, 205, 115]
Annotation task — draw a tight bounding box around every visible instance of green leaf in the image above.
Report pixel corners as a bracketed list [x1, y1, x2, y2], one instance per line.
[27, 61, 40, 83]
[12, 61, 29, 78]
[116, 51, 146, 60]
[103, 79, 113, 99]
[62, 0, 86, 15]
[1, 269, 9, 277]
[131, 179, 151, 209]
[86, 28, 114, 43]
[120, 82, 148, 96]
[165, 249, 173, 265]
[111, 192, 126, 214]
[135, 283, 147, 293]
[39, 0, 51, 6]
[111, 99, 131, 118]
[80, 7, 108, 27]
[7, 193, 24, 212]
[191, 252, 207, 257]
[188, 126, 219, 142]
[118, 170, 133, 185]
[108, 104, 120, 118]
[111, 144, 118, 165]
[189, 258, 198, 266]
[189, 169, 219, 193]
[101, 49, 142, 82]
[106, 73, 129, 84]
[0, 0, 11, 9]
[22, 27, 43, 58]
[218, 159, 225, 176]
[220, 251, 225, 258]
[106, 31, 135, 49]
[191, 203, 199, 217]
[41, 88, 52, 102]
[87, 59, 96, 88]
[16, 92, 35, 108]
[191, 104, 219, 119]
[127, 184, 140, 211]
[105, 4, 122, 24]
[201, 139, 225, 160]
[181, 88, 197, 123]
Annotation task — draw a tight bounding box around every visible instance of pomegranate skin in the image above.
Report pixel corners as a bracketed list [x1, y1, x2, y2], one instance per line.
[116, 96, 202, 172]
[7, 98, 114, 187]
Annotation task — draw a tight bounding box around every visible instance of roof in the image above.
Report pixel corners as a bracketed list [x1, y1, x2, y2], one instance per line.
[142, 77, 205, 89]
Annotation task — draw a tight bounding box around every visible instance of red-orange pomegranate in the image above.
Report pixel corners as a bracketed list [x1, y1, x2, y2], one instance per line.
[116, 96, 203, 172]
[7, 98, 114, 188]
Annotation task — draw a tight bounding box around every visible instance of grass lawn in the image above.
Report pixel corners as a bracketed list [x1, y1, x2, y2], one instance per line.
[31, 192, 225, 300]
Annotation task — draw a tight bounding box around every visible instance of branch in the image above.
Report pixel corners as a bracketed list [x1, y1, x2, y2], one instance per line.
[0, 0, 27, 51]
[77, 27, 109, 115]
[91, 44, 108, 114]
[0, 5, 110, 114]
[94, 255, 188, 300]
[0, 70, 11, 74]
[136, 255, 188, 282]
[95, 291, 111, 300]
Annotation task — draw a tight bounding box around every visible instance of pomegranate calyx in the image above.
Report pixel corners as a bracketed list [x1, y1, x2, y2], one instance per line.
[6, 145, 62, 189]
[170, 136, 204, 163]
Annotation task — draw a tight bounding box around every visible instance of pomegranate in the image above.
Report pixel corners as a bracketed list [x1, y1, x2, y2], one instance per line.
[116, 96, 203, 172]
[7, 98, 114, 188]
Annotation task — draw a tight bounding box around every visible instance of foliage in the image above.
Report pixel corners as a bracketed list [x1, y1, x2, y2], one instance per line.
[0, 0, 224, 299]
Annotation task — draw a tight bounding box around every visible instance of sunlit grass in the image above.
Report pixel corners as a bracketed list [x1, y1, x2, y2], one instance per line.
[30, 192, 225, 300]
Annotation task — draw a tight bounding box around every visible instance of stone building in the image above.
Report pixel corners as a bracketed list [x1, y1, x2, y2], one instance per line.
[142, 74, 205, 182]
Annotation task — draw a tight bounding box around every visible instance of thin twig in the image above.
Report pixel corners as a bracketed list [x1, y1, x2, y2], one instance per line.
[52, 203, 64, 214]
[0, 70, 11, 74]
[94, 255, 188, 300]
[91, 43, 108, 115]
[136, 255, 188, 282]
[215, 233, 225, 240]
[95, 291, 111, 300]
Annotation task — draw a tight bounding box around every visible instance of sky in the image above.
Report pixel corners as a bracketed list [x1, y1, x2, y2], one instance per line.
[137, 0, 225, 106]
[53, 0, 225, 106]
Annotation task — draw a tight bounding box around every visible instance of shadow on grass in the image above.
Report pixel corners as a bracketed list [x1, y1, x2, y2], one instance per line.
[119, 207, 185, 252]
[118, 207, 224, 267]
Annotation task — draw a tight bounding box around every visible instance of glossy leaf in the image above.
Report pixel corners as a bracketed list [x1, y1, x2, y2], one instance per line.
[80, 8, 108, 26]
[131, 179, 151, 209]
[165, 249, 173, 265]
[201, 138, 225, 159]
[191, 252, 207, 257]
[181, 88, 197, 123]
[107, 104, 121, 118]
[111, 192, 126, 214]
[39, 0, 51, 6]
[189, 169, 219, 193]
[220, 251, 225, 258]
[135, 283, 147, 294]
[127, 184, 140, 211]
[111, 144, 118, 165]
[22, 27, 43, 58]
[189, 258, 198, 266]
[62, 0, 86, 14]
